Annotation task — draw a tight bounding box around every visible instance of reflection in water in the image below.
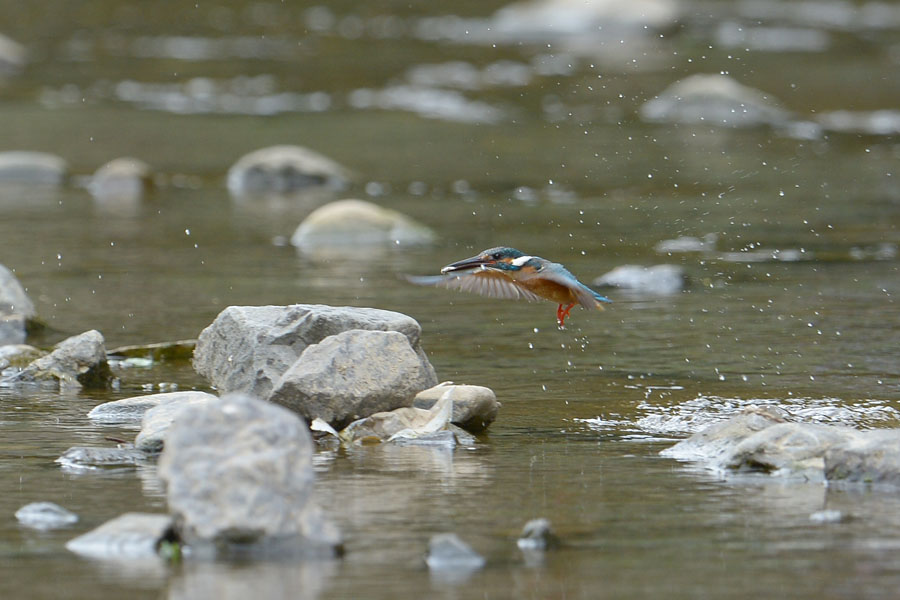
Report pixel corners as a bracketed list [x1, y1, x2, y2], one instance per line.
[168, 560, 337, 600]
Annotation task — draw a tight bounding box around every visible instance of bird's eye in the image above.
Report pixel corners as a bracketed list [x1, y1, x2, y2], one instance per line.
[491, 252, 502, 260]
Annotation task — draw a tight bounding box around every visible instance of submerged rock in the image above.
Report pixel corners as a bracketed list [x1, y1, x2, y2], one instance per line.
[135, 393, 217, 452]
[825, 429, 900, 486]
[89, 157, 153, 201]
[413, 382, 500, 433]
[56, 446, 148, 469]
[193, 304, 436, 402]
[723, 422, 860, 477]
[157, 393, 341, 557]
[640, 74, 792, 128]
[15, 502, 79, 530]
[660, 405, 788, 465]
[15, 330, 112, 389]
[290, 199, 435, 250]
[89, 391, 217, 424]
[593, 264, 685, 295]
[0, 33, 26, 75]
[66, 512, 173, 560]
[0, 151, 68, 185]
[226, 145, 349, 196]
[426, 533, 485, 571]
[517, 518, 559, 551]
[270, 329, 435, 429]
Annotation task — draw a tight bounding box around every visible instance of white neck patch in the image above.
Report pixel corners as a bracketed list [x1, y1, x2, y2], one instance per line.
[511, 255, 534, 267]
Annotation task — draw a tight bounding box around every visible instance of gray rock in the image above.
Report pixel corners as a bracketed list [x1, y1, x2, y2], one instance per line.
[193, 304, 436, 401]
[0, 263, 35, 318]
[809, 509, 845, 524]
[593, 264, 685, 295]
[0, 314, 26, 346]
[290, 199, 435, 250]
[56, 446, 148, 469]
[66, 512, 173, 560]
[517, 518, 559, 551]
[0, 151, 68, 185]
[660, 405, 788, 464]
[413, 383, 500, 432]
[654, 233, 717, 254]
[0, 33, 26, 75]
[15, 502, 79, 530]
[270, 329, 434, 429]
[89, 157, 153, 201]
[135, 393, 217, 452]
[17, 330, 111, 389]
[226, 145, 349, 196]
[825, 429, 900, 486]
[89, 391, 217, 424]
[723, 422, 860, 476]
[0, 344, 43, 366]
[157, 393, 341, 557]
[425, 533, 485, 571]
[640, 74, 792, 128]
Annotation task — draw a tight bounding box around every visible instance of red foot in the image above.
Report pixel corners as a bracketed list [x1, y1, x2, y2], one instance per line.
[556, 303, 575, 328]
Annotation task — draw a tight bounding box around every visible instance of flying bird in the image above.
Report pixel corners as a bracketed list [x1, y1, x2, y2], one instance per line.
[408, 246, 611, 327]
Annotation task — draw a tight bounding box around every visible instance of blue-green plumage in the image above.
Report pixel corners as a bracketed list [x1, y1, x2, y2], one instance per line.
[408, 246, 611, 327]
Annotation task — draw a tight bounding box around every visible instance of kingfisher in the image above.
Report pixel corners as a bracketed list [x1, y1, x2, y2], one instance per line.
[408, 246, 611, 327]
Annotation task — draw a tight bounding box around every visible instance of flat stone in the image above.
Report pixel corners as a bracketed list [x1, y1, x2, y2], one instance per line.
[56, 446, 148, 469]
[270, 329, 435, 429]
[290, 198, 435, 250]
[135, 393, 217, 452]
[193, 304, 436, 401]
[226, 145, 349, 196]
[89, 391, 217, 424]
[15, 502, 79, 530]
[157, 393, 341, 557]
[0, 151, 68, 185]
[66, 512, 173, 560]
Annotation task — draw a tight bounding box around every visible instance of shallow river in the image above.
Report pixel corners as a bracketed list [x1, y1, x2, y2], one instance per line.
[1, 1, 899, 598]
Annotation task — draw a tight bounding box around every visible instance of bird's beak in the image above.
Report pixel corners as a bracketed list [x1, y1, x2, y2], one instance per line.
[441, 254, 492, 274]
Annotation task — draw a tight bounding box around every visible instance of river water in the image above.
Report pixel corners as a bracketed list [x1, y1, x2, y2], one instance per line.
[1, 1, 899, 598]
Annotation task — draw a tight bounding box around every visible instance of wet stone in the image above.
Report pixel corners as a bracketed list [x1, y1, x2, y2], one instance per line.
[593, 264, 685, 295]
[0, 263, 35, 319]
[0, 151, 68, 185]
[66, 512, 173, 560]
[226, 144, 349, 196]
[413, 382, 500, 433]
[56, 446, 148, 469]
[425, 533, 486, 571]
[825, 429, 900, 486]
[17, 329, 112, 389]
[89, 157, 154, 201]
[134, 393, 217, 453]
[15, 502, 79, 530]
[89, 391, 217, 424]
[516, 518, 559, 551]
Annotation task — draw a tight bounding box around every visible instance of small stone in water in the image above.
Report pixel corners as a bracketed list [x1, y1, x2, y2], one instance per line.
[516, 518, 559, 551]
[809, 509, 844, 524]
[15, 502, 79, 530]
[425, 533, 486, 571]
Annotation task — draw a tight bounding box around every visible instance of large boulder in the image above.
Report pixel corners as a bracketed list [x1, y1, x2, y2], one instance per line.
[226, 145, 349, 196]
[825, 430, 900, 486]
[0, 151, 68, 185]
[270, 329, 435, 429]
[290, 199, 435, 250]
[193, 304, 437, 401]
[15, 330, 112, 389]
[157, 393, 341, 557]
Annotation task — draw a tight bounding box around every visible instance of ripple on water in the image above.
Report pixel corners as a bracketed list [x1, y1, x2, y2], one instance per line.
[577, 395, 900, 439]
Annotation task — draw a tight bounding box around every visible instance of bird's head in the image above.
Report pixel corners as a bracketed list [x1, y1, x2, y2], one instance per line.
[441, 247, 541, 274]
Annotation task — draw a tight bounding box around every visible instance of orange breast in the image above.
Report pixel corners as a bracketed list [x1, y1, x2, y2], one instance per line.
[519, 278, 577, 304]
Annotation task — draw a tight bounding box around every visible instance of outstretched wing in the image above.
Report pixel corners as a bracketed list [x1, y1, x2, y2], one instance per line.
[406, 270, 544, 303]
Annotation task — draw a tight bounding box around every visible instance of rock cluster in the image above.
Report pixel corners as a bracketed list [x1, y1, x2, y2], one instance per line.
[662, 406, 900, 485]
